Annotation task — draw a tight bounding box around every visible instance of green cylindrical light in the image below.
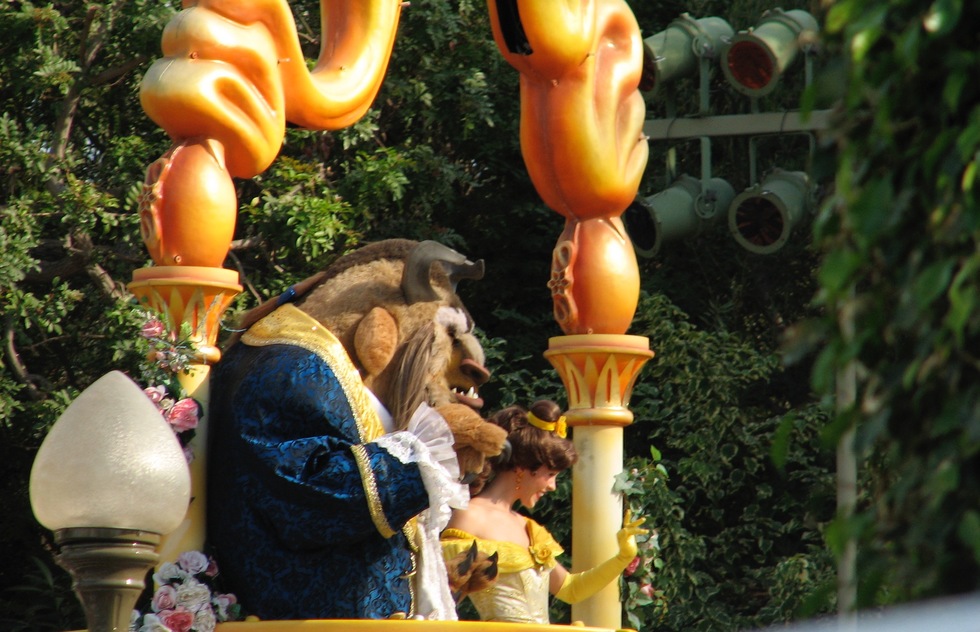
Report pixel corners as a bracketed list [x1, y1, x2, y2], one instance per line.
[641, 14, 734, 96]
[624, 175, 734, 257]
[721, 9, 818, 97]
[728, 169, 811, 254]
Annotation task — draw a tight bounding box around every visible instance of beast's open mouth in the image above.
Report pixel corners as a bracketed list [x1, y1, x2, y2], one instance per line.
[452, 386, 483, 411]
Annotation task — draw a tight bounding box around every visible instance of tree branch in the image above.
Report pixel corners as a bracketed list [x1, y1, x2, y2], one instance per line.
[4, 320, 43, 401]
[227, 249, 263, 305]
[230, 236, 266, 251]
[89, 56, 147, 88]
[67, 232, 129, 303]
[22, 254, 87, 283]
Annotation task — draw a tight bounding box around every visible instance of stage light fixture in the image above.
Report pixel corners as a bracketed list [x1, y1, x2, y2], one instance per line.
[721, 9, 818, 97]
[728, 169, 812, 254]
[641, 14, 734, 96]
[624, 174, 736, 257]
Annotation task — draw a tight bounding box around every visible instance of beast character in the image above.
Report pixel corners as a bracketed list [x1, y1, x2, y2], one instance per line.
[207, 239, 506, 620]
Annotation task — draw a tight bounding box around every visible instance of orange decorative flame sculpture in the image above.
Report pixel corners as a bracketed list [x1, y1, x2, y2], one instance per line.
[486, 0, 649, 336]
[138, 0, 403, 268]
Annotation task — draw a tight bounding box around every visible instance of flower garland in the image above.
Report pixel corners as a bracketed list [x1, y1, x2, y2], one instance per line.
[130, 551, 243, 632]
[140, 315, 198, 375]
[143, 382, 200, 464]
[136, 312, 203, 463]
[131, 313, 246, 630]
[615, 466, 670, 630]
[622, 525, 668, 624]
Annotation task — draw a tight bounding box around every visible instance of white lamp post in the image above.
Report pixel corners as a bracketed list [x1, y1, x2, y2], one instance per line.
[29, 370, 191, 632]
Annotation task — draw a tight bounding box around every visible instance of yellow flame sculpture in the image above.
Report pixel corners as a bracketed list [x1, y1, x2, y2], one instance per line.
[487, 0, 649, 336]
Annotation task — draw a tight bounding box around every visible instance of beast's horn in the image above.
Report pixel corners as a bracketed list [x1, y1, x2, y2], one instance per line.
[402, 240, 485, 303]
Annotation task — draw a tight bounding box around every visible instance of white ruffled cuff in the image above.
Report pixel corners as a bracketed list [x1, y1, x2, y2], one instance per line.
[375, 402, 470, 620]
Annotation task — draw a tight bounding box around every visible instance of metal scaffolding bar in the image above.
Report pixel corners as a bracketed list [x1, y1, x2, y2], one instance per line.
[644, 109, 833, 141]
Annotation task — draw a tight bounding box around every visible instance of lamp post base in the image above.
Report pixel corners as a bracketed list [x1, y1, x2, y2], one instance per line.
[55, 528, 161, 632]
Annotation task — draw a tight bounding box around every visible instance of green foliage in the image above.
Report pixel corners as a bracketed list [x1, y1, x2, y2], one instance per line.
[0, 3, 178, 628]
[0, 557, 83, 632]
[244, 154, 361, 266]
[793, 0, 980, 608]
[623, 293, 836, 630]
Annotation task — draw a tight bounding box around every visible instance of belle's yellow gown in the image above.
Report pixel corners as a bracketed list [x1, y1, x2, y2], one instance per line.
[441, 518, 565, 624]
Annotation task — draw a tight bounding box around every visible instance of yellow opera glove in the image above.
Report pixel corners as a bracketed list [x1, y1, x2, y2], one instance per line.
[556, 511, 648, 604]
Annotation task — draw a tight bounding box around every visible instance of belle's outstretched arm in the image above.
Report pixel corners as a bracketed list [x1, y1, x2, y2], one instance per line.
[552, 511, 648, 603]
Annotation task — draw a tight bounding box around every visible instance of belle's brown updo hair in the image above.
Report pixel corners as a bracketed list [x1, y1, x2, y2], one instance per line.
[493, 399, 578, 470]
[470, 399, 577, 496]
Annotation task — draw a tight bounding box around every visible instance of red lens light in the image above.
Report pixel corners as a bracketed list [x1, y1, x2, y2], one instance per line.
[727, 40, 774, 91]
[734, 196, 783, 247]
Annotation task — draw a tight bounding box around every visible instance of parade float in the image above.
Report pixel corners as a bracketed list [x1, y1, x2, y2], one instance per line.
[29, 1, 654, 630]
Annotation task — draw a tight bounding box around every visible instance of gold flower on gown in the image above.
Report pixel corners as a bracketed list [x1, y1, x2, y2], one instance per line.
[530, 542, 554, 566]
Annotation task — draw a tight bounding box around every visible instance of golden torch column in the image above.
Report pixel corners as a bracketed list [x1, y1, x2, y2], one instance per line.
[487, 0, 652, 626]
[544, 240, 653, 628]
[128, 139, 242, 561]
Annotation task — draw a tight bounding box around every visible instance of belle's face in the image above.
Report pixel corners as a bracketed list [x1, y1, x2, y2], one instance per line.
[519, 467, 562, 509]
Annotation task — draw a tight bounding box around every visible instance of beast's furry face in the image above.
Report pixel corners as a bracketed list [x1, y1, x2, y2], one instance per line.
[371, 305, 489, 430]
[295, 240, 490, 429]
[432, 306, 487, 408]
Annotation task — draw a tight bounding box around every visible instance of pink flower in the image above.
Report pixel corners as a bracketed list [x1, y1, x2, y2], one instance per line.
[213, 593, 237, 619]
[166, 398, 200, 433]
[215, 593, 236, 606]
[177, 550, 210, 575]
[625, 556, 641, 576]
[158, 608, 194, 632]
[151, 585, 178, 612]
[205, 557, 219, 578]
[640, 583, 655, 598]
[144, 385, 167, 406]
[142, 319, 166, 339]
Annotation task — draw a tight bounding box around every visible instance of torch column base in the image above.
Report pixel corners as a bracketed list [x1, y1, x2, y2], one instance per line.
[544, 333, 653, 629]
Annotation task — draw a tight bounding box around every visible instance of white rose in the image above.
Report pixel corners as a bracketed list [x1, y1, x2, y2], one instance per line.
[193, 604, 217, 632]
[176, 578, 212, 612]
[177, 550, 210, 575]
[152, 562, 188, 587]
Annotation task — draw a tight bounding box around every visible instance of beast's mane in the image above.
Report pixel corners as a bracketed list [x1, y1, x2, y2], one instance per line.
[225, 239, 421, 349]
[299, 239, 417, 298]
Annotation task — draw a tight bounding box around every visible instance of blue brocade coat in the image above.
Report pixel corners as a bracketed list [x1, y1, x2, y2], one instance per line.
[207, 305, 429, 619]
